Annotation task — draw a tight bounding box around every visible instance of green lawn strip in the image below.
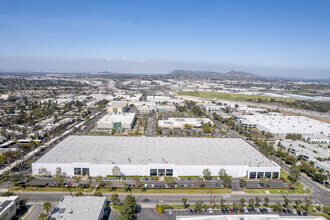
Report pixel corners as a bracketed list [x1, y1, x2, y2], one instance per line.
[178, 91, 295, 102]
[10, 186, 231, 194]
[243, 182, 311, 194]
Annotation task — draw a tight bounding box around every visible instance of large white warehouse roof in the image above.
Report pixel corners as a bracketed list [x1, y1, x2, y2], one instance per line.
[36, 136, 276, 167]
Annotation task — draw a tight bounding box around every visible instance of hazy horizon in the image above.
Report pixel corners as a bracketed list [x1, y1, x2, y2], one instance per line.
[0, 0, 330, 79]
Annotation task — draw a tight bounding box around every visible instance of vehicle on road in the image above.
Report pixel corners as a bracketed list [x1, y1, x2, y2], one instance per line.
[141, 198, 150, 202]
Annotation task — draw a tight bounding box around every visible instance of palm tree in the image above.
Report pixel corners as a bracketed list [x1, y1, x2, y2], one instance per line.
[38, 213, 47, 220]
[43, 201, 52, 216]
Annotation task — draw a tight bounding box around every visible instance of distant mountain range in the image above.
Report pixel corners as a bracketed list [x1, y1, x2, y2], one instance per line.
[167, 70, 261, 80]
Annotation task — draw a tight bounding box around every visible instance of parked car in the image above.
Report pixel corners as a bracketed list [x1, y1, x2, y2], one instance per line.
[208, 208, 213, 214]
[185, 209, 189, 214]
[243, 207, 249, 213]
[169, 208, 172, 215]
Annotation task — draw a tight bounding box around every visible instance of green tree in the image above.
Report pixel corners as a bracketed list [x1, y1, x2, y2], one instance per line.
[288, 164, 301, 192]
[273, 202, 282, 213]
[195, 200, 205, 214]
[197, 177, 204, 187]
[76, 192, 83, 197]
[222, 174, 232, 189]
[295, 199, 302, 209]
[220, 199, 225, 208]
[94, 191, 103, 197]
[9, 174, 24, 190]
[264, 196, 270, 207]
[95, 175, 103, 184]
[111, 194, 121, 205]
[239, 198, 245, 209]
[43, 201, 52, 216]
[38, 213, 48, 220]
[112, 166, 121, 177]
[165, 176, 175, 187]
[53, 167, 64, 188]
[305, 197, 311, 210]
[73, 176, 81, 184]
[284, 197, 290, 207]
[255, 196, 261, 207]
[248, 198, 254, 207]
[182, 198, 188, 208]
[117, 195, 137, 220]
[239, 178, 247, 188]
[202, 168, 211, 180]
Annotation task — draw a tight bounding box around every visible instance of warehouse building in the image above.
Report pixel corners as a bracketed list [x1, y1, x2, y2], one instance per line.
[158, 118, 214, 129]
[237, 115, 330, 136]
[0, 196, 20, 220]
[96, 113, 136, 131]
[155, 105, 177, 112]
[106, 101, 128, 113]
[49, 196, 106, 220]
[32, 136, 281, 179]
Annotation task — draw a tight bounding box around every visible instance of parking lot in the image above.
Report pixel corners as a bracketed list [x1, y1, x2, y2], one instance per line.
[136, 207, 309, 220]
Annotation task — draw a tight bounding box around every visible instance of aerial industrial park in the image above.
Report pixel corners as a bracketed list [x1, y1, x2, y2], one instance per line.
[0, 0, 330, 220]
[0, 70, 328, 220]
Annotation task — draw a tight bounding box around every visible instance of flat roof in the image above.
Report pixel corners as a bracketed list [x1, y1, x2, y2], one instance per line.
[97, 113, 136, 124]
[240, 115, 330, 135]
[49, 196, 105, 220]
[36, 136, 276, 167]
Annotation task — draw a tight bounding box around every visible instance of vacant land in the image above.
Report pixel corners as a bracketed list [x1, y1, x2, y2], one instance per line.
[178, 91, 294, 102]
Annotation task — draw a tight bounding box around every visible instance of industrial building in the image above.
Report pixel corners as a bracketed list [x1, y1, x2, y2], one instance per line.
[155, 105, 177, 112]
[237, 114, 330, 136]
[49, 196, 106, 220]
[277, 140, 330, 173]
[96, 113, 136, 131]
[158, 118, 214, 129]
[146, 95, 184, 104]
[302, 134, 330, 144]
[106, 101, 128, 113]
[137, 105, 154, 114]
[0, 196, 20, 220]
[32, 136, 281, 178]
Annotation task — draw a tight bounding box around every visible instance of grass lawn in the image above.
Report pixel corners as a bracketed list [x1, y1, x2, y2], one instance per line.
[10, 186, 231, 194]
[178, 91, 295, 102]
[243, 170, 311, 194]
[243, 183, 311, 194]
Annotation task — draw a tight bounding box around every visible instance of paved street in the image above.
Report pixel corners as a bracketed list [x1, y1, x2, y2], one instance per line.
[146, 117, 155, 136]
[17, 191, 320, 205]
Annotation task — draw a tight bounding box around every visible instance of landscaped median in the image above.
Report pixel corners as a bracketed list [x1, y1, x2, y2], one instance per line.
[9, 186, 232, 194]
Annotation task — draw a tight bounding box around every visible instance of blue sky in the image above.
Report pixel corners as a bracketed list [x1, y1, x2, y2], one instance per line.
[0, 0, 329, 78]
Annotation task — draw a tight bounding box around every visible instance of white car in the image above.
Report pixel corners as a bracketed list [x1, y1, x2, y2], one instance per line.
[223, 194, 230, 198]
[243, 207, 249, 213]
[208, 208, 213, 214]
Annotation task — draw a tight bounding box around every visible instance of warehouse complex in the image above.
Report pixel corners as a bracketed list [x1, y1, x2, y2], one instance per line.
[158, 118, 214, 129]
[32, 136, 281, 178]
[96, 113, 136, 131]
[237, 115, 330, 136]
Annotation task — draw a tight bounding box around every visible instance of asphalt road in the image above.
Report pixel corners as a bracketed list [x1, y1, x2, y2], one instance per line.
[17, 191, 319, 205]
[146, 117, 155, 136]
